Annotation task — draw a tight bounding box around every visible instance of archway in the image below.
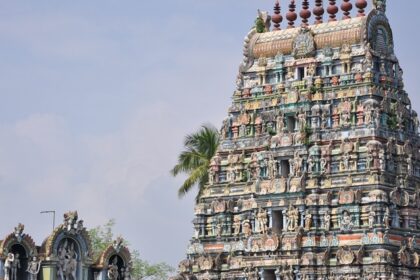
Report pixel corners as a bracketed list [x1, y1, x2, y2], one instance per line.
[108, 254, 125, 279]
[9, 244, 28, 280]
[56, 238, 81, 280]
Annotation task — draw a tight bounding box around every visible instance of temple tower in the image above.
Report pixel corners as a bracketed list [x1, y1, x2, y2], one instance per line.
[174, 0, 420, 279]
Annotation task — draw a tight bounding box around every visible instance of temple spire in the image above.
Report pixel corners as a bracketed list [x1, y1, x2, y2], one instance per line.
[272, 0, 283, 30]
[341, 0, 353, 19]
[327, 0, 339, 21]
[300, 0, 311, 27]
[356, 0, 368, 16]
[313, 0, 325, 24]
[286, 0, 297, 28]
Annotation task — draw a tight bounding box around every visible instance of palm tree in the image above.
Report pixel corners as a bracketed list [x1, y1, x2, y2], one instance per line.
[171, 124, 220, 199]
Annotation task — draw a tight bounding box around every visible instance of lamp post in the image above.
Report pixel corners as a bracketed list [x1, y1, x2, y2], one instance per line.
[40, 210, 56, 232]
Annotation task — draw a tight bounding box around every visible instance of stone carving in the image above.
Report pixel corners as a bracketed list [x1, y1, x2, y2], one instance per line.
[13, 223, 24, 243]
[256, 208, 268, 234]
[340, 210, 354, 232]
[107, 257, 119, 280]
[390, 187, 410, 206]
[383, 207, 390, 229]
[242, 220, 252, 236]
[11, 253, 20, 280]
[197, 255, 214, 271]
[27, 256, 41, 280]
[256, 10, 271, 33]
[287, 205, 300, 232]
[304, 210, 312, 231]
[368, 207, 376, 229]
[336, 246, 355, 265]
[63, 211, 83, 234]
[233, 215, 241, 236]
[4, 253, 14, 280]
[178, 4, 420, 279]
[324, 211, 331, 231]
[292, 28, 315, 59]
[57, 240, 77, 280]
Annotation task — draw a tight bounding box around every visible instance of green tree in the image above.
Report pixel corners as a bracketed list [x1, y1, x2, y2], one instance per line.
[88, 220, 174, 280]
[171, 124, 219, 199]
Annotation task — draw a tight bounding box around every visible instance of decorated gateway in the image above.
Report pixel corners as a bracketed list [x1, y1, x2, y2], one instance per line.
[0, 211, 132, 280]
[173, 0, 420, 279]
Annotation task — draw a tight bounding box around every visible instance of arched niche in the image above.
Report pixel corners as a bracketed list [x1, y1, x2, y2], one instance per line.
[0, 224, 37, 280]
[40, 211, 93, 280]
[94, 239, 131, 280]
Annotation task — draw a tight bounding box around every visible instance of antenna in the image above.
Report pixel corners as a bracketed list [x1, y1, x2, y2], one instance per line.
[40, 210, 56, 232]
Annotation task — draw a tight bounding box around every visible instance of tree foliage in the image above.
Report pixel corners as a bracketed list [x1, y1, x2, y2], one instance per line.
[171, 124, 219, 200]
[88, 220, 174, 280]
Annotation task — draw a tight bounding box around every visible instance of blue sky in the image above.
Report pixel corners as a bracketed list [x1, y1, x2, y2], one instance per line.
[0, 0, 418, 267]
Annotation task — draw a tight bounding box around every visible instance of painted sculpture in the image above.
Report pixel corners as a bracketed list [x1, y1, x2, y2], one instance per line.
[173, 0, 420, 279]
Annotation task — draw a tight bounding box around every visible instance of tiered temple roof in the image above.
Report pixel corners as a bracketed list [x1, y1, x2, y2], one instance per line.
[173, 0, 420, 279]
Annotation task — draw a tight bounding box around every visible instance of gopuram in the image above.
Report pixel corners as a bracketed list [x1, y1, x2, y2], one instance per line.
[173, 0, 420, 279]
[0, 211, 132, 280]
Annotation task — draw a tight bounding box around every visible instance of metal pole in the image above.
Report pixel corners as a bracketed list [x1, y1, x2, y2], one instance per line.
[40, 210, 56, 232]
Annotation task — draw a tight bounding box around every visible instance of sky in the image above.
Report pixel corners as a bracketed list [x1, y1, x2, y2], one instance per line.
[0, 0, 418, 268]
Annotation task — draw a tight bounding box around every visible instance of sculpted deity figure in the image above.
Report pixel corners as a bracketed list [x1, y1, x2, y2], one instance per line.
[14, 223, 24, 242]
[341, 153, 351, 171]
[57, 240, 77, 280]
[233, 215, 241, 236]
[324, 211, 331, 231]
[383, 207, 390, 229]
[242, 220, 252, 236]
[304, 210, 312, 231]
[287, 205, 300, 232]
[215, 223, 223, 238]
[27, 256, 41, 280]
[320, 157, 329, 174]
[281, 264, 294, 280]
[4, 253, 14, 280]
[108, 257, 119, 280]
[373, 0, 387, 12]
[407, 157, 413, 176]
[368, 208, 376, 229]
[276, 114, 284, 133]
[11, 253, 20, 280]
[268, 156, 278, 179]
[257, 208, 268, 234]
[63, 211, 78, 232]
[307, 156, 315, 173]
[297, 110, 307, 131]
[340, 210, 354, 232]
[365, 107, 372, 125]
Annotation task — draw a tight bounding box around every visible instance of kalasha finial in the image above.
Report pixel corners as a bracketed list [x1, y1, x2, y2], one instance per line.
[327, 0, 339, 21]
[300, 0, 311, 27]
[355, 0, 368, 17]
[341, 0, 353, 19]
[286, 0, 297, 28]
[313, 0, 325, 24]
[272, 0, 283, 30]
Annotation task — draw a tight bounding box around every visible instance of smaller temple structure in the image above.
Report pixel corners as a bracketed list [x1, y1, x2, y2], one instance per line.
[0, 211, 132, 280]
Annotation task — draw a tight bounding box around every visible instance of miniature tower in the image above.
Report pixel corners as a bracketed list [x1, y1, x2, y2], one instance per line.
[173, 0, 420, 279]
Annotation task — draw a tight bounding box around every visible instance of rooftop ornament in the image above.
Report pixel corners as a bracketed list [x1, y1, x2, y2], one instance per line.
[286, 0, 297, 28]
[356, 0, 368, 16]
[341, 0, 353, 19]
[328, 0, 339, 21]
[300, 0, 311, 27]
[313, 0, 325, 24]
[272, 0, 283, 31]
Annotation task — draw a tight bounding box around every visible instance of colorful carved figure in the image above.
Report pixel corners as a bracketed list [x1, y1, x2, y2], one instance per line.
[27, 256, 41, 280]
[173, 2, 420, 279]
